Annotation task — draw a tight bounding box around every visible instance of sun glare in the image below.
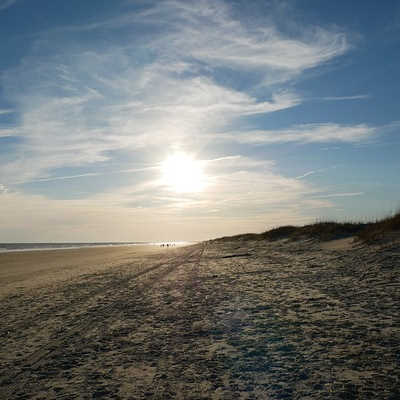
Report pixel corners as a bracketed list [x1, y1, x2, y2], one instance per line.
[161, 152, 206, 193]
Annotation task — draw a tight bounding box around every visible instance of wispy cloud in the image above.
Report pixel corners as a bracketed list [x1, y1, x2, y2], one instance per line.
[0, 0, 360, 239]
[9, 156, 242, 186]
[69, 156, 322, 222]
[0, 109, 13, 115]
[0, 128, 15, 137]
[218, 123, 376, 144]
[1, 0, 349, 184]
[312, 192, 364, 199]
[1, 60, 301, 184]
[142, 0, 348, 79]
[322, 94, 370, 101]
[0, 0, 17, 11]
[13, 167, 158, 185]
[65, 0, 348, 82]
[202, 155, 241, 164]
[296, 171, 316, 179]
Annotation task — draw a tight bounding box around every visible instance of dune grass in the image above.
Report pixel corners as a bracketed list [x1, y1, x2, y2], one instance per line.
[264, 211, 400, 243]
[357, 211, 400, 243]
[215, 211, 400, 244]
[261, 221, 367, 241]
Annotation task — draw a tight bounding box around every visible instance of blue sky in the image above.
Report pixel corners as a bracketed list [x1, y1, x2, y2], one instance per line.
[0, 0, 399, 242]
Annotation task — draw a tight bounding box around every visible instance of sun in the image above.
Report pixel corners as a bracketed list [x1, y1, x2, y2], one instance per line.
[161, 152, 206, 193]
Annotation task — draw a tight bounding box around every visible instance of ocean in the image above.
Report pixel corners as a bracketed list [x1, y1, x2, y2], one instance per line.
[0, 242, 190, 253]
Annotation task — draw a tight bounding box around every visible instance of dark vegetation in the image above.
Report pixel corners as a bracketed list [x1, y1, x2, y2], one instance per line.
[261, 221, 366, 242]
[214, 211, 400, 244]
[357, 211, 400, 243]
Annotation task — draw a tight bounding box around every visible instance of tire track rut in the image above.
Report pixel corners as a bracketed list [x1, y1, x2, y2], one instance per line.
[0, 244, 204, 399]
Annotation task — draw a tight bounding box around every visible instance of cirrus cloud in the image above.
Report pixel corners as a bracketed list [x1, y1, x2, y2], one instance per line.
[0, 0, 366, 241]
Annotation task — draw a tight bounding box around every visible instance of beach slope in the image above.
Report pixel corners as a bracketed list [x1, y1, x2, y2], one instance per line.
[0, 239, 399, 399]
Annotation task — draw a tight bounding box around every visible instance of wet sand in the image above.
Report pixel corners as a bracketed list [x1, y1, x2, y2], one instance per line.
[0, 239, 399, 399]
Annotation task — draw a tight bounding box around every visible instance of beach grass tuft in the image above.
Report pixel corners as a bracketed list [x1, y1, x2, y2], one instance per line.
[357, 211, 400, 243]
[214, 210, 400, 244]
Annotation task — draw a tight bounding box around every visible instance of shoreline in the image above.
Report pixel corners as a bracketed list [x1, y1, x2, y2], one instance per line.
[0, 241, 192, 253]
[0, 244, 173, 298]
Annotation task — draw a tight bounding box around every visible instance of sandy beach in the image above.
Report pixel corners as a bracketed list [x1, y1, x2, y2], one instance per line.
[0, 239, 399, 399]
[0, 245, 164, 298]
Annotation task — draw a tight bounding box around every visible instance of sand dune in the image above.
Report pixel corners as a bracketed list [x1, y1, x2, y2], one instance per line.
[0, 239, 399, 399]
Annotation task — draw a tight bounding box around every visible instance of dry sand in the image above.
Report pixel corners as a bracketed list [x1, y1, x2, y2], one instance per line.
[0, 239, 399, 399]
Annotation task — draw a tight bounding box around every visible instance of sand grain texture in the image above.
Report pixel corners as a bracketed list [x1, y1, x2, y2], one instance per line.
[0, 240, 399, 399]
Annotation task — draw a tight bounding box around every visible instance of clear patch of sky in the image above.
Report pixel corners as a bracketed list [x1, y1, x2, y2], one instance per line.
[244, 136, 400, 182]
[0, 1, 122, 66]
[293, 0, 400, 38]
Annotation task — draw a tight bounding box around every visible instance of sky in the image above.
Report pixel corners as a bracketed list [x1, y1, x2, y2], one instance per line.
[0, 0, 399, 242]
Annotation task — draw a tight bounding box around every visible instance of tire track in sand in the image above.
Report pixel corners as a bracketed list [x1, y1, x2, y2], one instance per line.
[0, 244, 205, 399]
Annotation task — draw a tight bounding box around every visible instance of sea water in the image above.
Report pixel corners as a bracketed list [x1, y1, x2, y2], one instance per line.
[0, 241, 191, 253]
